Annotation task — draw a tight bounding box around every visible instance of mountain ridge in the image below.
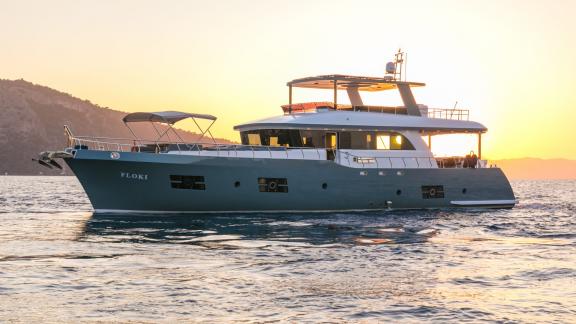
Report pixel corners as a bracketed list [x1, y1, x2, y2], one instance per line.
[0, 79, 231, 175]
[489, 158, 576, 180]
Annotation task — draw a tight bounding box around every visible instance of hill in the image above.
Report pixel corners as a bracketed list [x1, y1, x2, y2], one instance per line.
[0, 79, 231, 175]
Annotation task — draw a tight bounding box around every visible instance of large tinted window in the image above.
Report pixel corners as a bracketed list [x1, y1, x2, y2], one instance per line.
[339, 132, 414, 150]
[240, 130, 414, 150]
[241, 130, 302, 147]
[300, 130, 325, 148]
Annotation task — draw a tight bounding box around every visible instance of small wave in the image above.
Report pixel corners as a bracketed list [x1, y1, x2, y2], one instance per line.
[0, 253, 130, 262]
[513, 268, 576, 281]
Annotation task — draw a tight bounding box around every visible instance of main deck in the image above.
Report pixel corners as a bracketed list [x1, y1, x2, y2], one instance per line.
[66, 132, 487, 170]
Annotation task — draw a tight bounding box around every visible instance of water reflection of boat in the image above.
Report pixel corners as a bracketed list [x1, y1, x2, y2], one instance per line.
[38, 51, 515, 213]
[80, 212, 442, 246]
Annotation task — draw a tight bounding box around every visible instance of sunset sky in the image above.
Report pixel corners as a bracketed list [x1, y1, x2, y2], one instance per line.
[1, 0, 575, 159]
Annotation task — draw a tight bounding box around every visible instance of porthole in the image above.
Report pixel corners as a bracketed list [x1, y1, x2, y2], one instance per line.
[396, 189, 402, 196]
[234, 181, 241, 188]
[462, 188, 467, 194]
[269, 181, 278, 190]
[258, 177, 288, 193]
[322, 183, 328, 190]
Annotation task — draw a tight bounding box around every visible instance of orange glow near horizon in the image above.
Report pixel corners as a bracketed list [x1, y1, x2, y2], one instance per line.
[1, 0, 575, 159]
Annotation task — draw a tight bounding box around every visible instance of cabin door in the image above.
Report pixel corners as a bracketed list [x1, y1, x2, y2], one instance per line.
[325, 132, 337, 161]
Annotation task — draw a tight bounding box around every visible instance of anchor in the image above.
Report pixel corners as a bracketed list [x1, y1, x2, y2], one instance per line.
[33, 151, 73, 170]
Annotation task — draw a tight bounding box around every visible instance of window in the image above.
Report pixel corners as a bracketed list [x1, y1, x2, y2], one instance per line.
[300, 130, 324, 148]
[170, 175, 206, 190]
[338, 132, 415, 150]
[240, 130, 415, 150]
[326, 133, 337, 149]
[348, 132, 373, 149]
[258, 177, 288, 193]
[376, 134, 390, 149]
[247, 133, 261, 145]
[240, 130, 302, 147]
[421, 185, 445, 199]
[390, 134, 404, 150]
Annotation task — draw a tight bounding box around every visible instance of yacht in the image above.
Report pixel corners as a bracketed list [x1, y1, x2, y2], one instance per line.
[37, 52, 516, 213]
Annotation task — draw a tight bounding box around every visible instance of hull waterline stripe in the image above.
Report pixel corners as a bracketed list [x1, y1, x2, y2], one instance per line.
[450, 200, 517, 206]
[94, 205, 514, 214]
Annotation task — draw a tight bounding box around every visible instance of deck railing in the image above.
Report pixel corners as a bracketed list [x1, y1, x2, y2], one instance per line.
[68, 135, 327, 160]
[65, 129, 483, 168]
[281, 102, 469, 120]
[426, 108, 469, 121]
[338, 151, 438, 169]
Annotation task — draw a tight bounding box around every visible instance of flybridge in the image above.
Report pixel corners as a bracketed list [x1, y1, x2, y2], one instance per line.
[283, 75, 468, 121]
[285, 50, 427, 116]
[285, 74, 426, 117]
[284, 50, 469, 121]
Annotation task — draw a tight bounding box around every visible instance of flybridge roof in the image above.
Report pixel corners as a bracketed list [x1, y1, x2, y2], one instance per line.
[234, 110, 487, 134]
[287, 75, 425, 92]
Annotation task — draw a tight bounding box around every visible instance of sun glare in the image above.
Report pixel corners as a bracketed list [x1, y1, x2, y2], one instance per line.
[426, 134, 479, 157]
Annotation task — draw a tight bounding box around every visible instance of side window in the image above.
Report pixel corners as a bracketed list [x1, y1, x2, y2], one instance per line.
[338, 132, 375, 149]
[376, 134, 390, 149]
[258, 177, 288, 193]
[240, 132, 262, 145]
[422, 185, 444, 199]
[247, 133, 261, 145]
[338, 131, 414, 150]
[376, 133, 415, 150]
[170, 175, 206, 190]
[242, 130, 302, 147]
[300, 130, 324, 148]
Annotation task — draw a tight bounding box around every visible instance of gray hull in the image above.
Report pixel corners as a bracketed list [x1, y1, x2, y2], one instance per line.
[65, 150, 516, 213]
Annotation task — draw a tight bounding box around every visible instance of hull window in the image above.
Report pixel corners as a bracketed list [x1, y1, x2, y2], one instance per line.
[258, 177, 288, 193]
[422, 185, 445, 199]
[170, 175, 206, 190]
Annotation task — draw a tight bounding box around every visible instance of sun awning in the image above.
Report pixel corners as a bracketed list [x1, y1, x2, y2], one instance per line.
[122, 111, 217, 124]
[287, 75, 425, 92]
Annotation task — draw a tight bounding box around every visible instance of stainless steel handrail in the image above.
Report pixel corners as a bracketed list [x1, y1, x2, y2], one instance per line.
[70, 135, 481, 168]
[339, 151, 444, 169]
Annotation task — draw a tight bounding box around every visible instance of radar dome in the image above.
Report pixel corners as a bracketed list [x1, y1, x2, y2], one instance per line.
[385, 62, 396, 74]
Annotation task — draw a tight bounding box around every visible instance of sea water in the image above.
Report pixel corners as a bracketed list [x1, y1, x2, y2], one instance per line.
[0, 176, 574, 323]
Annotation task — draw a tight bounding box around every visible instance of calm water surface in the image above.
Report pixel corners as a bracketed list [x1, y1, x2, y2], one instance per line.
[0, 176, 575, 323]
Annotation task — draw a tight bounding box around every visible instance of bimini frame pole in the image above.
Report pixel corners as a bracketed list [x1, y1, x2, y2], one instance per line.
[190, 117, 217, 150]
[333, 79, 338, 109]
[478, 132, 482, 160]
[123, 122, 141, 146]
[288, 85, 293, 114]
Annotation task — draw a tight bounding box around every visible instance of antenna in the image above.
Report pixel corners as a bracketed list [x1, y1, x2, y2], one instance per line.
[385, 49, 406, 81]
[449, 101, 458, 119]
